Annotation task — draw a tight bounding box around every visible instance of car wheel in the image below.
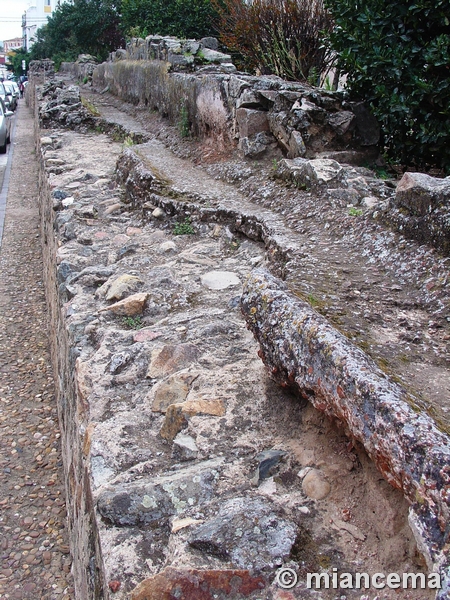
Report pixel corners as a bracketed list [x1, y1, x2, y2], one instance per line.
[6, 133, 10, 144]
[0, 142, 6, 154]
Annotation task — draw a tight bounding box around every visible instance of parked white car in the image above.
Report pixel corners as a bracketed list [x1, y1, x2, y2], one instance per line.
[3, 81, 17, 111]
[0, 98, 13, 153]
[9, 81, 20, 102]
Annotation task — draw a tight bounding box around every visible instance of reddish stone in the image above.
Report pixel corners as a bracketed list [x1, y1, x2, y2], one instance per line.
[133, 329, 162, 343]
[109, 580, 121, 593]
[131, 568, 266, 600]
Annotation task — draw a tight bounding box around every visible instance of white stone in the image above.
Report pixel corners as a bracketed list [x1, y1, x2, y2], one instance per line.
[200, 271, 240, 290]
[160, 241, 177, 253]
[152, 207, 165, 219]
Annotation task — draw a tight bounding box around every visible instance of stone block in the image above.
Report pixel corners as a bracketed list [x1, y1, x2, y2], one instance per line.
[236, 108, 269, 139]
[131, 567, 266, 600]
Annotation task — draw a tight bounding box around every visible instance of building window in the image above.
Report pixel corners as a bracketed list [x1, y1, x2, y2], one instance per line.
[44, 0, 52, 12]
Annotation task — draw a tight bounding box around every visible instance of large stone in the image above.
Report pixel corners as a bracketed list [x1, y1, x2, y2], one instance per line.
[150, 370, 199, 413]
[199, 48, 232, 64]
[389, 172, 450, 254]
[131, 567, 266, 600]
[395, 172, 450, 217]
[160, 397, 226, 441]
[288, 130, 306, 159]
[276, 157, 344, 189]
[102, 274, 143, 300]
[172, 433, 199, 461]
[189, 497, 297, 569]
[200, 271, 240, 290]
[327, 111, 355, 136]
[97, 459, 223, 526]
[236, 108, 270, 139]
[99, 292, 149, 316]
[301, 468, 331, 500]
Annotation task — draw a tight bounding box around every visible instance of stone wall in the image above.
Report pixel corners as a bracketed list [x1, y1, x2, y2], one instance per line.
[59, 54, 99, 83]
[29, 75, 450, 600]
[28, 81, 108, 599]
[92, 37, 380, 162]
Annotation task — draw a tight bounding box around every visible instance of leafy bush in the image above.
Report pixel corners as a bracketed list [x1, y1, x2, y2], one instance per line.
[121, 0, 218, 39]
[324, 0, 450, 172]
[173, 217, 195, 235]
[212, 0, 333, 81]
[7, 49, 31, 78]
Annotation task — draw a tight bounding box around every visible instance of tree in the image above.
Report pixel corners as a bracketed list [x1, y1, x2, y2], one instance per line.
[7, 49, 32, 77]
[120, 0, 218, 39]
[31, 0, 124, 68]
[212, 0, 333, 82]
[324, 0, 450, 172]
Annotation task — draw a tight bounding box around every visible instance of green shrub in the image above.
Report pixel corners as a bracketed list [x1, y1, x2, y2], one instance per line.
[178, 105, 190, 138]
[121, 0, 218, 39]
[212, 0, 333, 81]
[121, 316, 143, 329]
[324, 0, 450, 172]
[173, 217, 195, 235]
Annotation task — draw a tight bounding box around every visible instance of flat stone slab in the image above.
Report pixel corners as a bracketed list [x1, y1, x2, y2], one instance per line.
[200, 270, 241, 290]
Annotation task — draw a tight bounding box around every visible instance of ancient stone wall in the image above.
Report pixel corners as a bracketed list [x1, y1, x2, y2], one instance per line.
[29, 80, 108, 599]
[92, 36, 380, 162]
[29, 59, 450, 598]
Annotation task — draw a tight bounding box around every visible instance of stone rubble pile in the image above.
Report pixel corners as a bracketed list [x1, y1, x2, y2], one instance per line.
[121, 35, 236, 73]
[38, 79, 97, 131]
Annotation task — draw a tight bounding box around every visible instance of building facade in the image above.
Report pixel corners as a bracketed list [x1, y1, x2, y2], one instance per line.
[3, 38, 24, 53]
[22, 0, 62, 51]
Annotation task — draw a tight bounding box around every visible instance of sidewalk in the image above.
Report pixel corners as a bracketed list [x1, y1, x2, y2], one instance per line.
[0, 102, 72, 598]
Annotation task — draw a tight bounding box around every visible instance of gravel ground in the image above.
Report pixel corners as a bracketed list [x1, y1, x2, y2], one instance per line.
[0, 102, 73, 598]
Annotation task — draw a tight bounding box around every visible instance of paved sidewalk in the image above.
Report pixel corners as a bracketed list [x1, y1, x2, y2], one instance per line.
[0, 102, 73, 598]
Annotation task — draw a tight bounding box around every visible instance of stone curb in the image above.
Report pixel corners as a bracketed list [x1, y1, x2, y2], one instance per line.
[240, 268, 450, 597]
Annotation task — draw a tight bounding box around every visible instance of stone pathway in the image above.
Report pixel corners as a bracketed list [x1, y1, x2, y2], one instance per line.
[0, 102, 73, 598]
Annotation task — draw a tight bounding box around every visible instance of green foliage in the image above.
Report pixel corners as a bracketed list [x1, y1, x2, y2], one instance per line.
[30, 0, 124, 66]
[7, 49, 31, 77]
[178, 105, 190, 138]
[324, 0, 450, 172]
[348, 207, 363, 217]
[173, 217, 195, 235]
[121, 315, 143, 329]
[121, 0, 218, 39]
[212, 0, 333, 81]
[81, 97, 101, 116]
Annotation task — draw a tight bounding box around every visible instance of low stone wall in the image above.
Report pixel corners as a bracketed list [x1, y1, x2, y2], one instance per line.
[388, 172, 450, 255]
[29, 80, 109, 599]
[241, 269, 450, 596]
[59, 54, 99, 83]
[92, 37, 380, 161]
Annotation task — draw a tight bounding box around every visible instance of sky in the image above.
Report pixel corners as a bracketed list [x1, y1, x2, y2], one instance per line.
[0, 0, 34, 45]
